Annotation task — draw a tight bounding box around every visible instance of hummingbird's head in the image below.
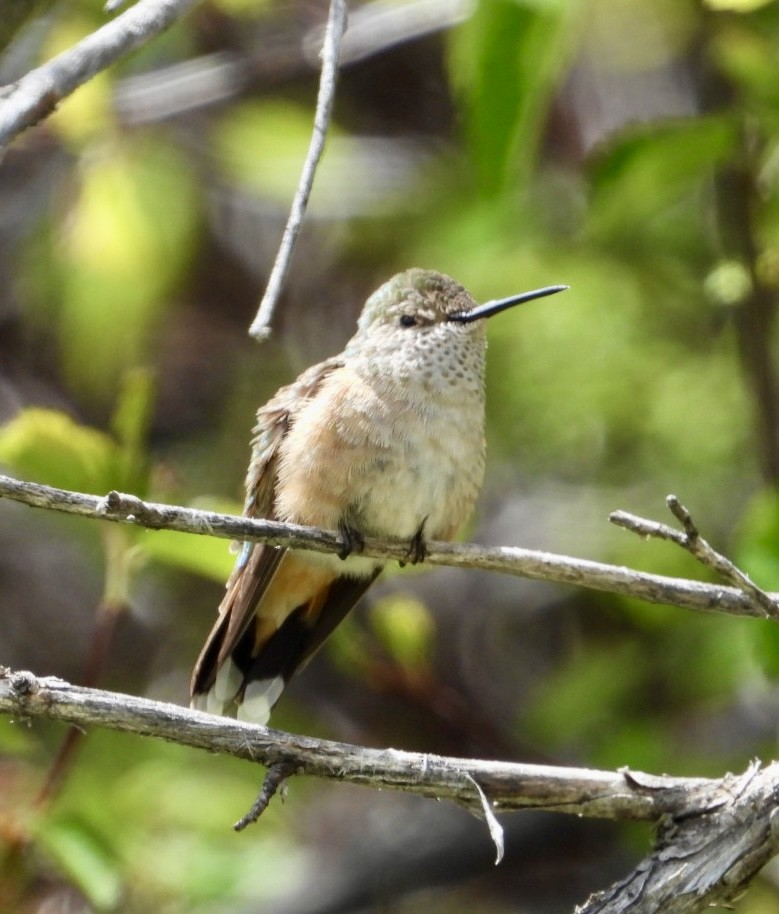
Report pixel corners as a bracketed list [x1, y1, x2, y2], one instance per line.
[353, 268, 567, 341]
[345, 269, 567, 390]
[355, 269, 478, 338]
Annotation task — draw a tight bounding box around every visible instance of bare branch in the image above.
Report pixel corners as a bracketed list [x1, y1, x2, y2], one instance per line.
[1, 473, 777, 621]
[0, 0, 203, 155]
[579, 762, 779, 914]
[610, 494, 778, 619]
[3, 668, 779, 914]
[0, 669, 724, 820]
[248, 0, 348, 340]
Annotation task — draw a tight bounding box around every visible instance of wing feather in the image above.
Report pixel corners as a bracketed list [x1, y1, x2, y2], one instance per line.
[190, 356, 344, 700]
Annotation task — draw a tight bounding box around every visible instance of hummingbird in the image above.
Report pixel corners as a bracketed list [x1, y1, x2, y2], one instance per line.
[190, 269, 567, 724]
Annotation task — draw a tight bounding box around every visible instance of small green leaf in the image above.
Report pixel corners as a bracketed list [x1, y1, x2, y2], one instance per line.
[448, 0, 577, 195]
[140, 498, 242, 581]
[0, 409, 119, 493]
[37, 816, 122, 910]
[370, 594, 435, 670]
[704, 0, 774, 10]
[111, 368, 155, 495]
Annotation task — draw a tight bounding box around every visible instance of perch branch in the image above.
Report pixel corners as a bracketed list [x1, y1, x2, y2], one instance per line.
[248, 0, 348, 339]
[0, 0, 203, 155]
[610, 494, 778, 618]
[1, 473, 777, 621]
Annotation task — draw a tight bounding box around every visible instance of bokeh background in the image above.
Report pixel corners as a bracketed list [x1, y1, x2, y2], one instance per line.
[3, 0, 779, 910]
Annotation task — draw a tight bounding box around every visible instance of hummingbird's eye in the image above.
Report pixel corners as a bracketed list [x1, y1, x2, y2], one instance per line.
[399, 314, 417, 328]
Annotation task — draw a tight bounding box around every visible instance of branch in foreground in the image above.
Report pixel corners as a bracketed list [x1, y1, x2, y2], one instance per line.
[248, 0, 348, 340]
[578, 761, 779, 914]
[0, 473, 776, 621]
[0, 0, 202, 154]
[3, 670, 779, 914]
[0, 669, 728, 819]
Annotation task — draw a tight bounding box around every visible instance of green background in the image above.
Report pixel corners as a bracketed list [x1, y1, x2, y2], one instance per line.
[3, 0, 779, 910]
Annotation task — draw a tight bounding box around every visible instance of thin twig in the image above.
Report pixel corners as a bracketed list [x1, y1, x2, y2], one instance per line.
[1, 473, 777, 620]
[0, 0, 203, 155]
[248, 0, 349, 340]
[234, 761, 295, 830]
[610, 494, 779, 619]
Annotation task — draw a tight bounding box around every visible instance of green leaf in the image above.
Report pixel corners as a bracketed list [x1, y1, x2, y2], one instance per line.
[0, 409, 119, 493]
[588, 117, 739, 240]
[448, 0, 577, 196]
[140, 498, 242, 581]
[370, 594, 435, 670]
[111, 368, 155, 495]
[39, 137, 200, 402]
[37, 816, 122, 910]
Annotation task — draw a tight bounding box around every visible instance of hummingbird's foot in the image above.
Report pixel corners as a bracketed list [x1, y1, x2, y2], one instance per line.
[401, 517, 428, 567]
[337, 522, 365, 560]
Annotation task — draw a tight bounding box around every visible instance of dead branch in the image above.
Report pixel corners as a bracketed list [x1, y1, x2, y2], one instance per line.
[0, 473, 776, 622]
[578, 762, 779, 914]
[0, 668, 733, 819]
[248, 0, 348, 340]
[2, 669, 778, 914]
[0, 0, 202, 155]
[610, 495, 778, 618]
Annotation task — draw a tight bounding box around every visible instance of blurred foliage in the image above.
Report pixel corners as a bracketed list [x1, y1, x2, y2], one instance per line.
[4, 0, 779, 911]
[449, 0, 579, 195]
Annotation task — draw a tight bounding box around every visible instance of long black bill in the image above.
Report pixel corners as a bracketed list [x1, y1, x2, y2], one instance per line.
[448, 284, 569, 324]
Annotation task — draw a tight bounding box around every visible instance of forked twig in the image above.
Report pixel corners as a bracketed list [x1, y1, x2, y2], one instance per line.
[610, 495, 778, 619]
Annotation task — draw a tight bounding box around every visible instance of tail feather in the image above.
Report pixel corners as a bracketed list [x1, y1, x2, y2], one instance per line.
[191, 569, 381, 723]
[237, 676, 285, 724]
